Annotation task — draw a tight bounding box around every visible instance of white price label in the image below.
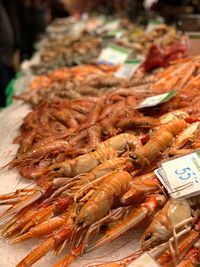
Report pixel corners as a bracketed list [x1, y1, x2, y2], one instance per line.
[135, 90, 176, 109]
[160, 151, 200, 199]
[128, 253, 160, 267]
[115, 60, 141, 78]
[97, 44, 131, 65]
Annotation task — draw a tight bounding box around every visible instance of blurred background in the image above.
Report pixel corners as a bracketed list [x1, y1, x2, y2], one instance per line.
[0, 0, 200, 106]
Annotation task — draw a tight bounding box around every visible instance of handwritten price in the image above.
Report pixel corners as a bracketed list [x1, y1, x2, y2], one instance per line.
[175, 167, 199, 183]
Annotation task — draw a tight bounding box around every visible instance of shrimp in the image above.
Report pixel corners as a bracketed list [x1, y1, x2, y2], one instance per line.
[75, 171, 132, 227]
[129, 119, 187, 169]
[87, 124, 102, 147]
[157, 229, 200, 267]
[141, 199, 193, 250]
[14, 170, 131, 267]
[52, 157, 134, 200]
[15, 221, 75, 267]
[9, 216, 66, 244]
[1, 197, 72, 238]
[168, 122, 200, 157]
[0, 158, 133, 223]
[96, 216, 200, 267]
[45, 147, 118, 179]
[78, 100, 104, 131]
[116, 116, 160, 130]
[17, 129, 36, 154]
[52, 109, 78, 129]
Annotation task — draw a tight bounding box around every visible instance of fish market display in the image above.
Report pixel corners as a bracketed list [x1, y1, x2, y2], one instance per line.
[2, 114, 200, 267]
[31, 16, 187, 75]
[1, 14, 200, 267]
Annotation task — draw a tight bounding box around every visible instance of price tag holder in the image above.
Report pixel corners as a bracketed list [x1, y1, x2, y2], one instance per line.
[160, 151, 200, 199]
[154, 167, 173, 194]
[128, 252, 160, 267]
[135, 90, 176, 109]
[115, 59, 141, 78]
[155, 151, 200, 199]
[97, 44, 131, 65]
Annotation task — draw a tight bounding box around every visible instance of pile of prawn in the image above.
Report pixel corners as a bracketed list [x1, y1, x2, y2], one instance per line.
[10, 86, 163, 180]
[2, 48, 200, 267]
[2, 114, 200, 267]
[15, 64, 157, 105]
[16, 51, 200, 108]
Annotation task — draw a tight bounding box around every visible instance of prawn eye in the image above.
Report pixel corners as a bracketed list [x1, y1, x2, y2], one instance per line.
[144, 233, 152, 241]
[130, 153, 138, 160]
[78, 219, 84, 227]
[53, 167, 60, 172]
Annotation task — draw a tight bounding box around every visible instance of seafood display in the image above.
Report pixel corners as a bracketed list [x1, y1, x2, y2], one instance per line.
[2, 114, 200, 267]
[1, 14, 200, 267]
[31, 16, 187, 75]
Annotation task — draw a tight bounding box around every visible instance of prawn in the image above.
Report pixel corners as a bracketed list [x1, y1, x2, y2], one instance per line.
[75, 171, 132, 227]
[141, 199, 193, 250]
[116, 116, 160, 130]
[168, 122, 200, 157]
[129, 119, 187, 169]
[51, 157, 134, 200]
[0, 196, 72, 237]
[45, 147, 118, 179]
[14, 171, 131, 267]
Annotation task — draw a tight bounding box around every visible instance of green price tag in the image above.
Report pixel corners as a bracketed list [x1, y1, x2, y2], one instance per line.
[135, 90, 176, 109]
[97, 44, 131, 65]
